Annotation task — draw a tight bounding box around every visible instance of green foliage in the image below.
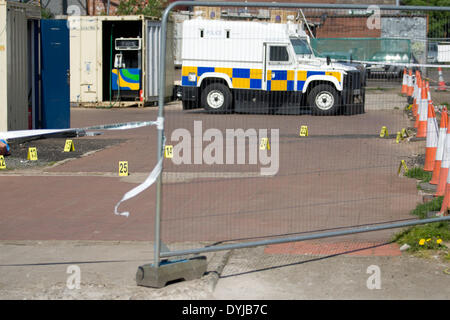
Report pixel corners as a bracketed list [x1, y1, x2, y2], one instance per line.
[401, 0, 450, 38]
[405, 167, 432, 183]
[41, 7, 54, 19]
[410, 196, 443, 219]
[116, 0, 167, 18]
[392, 222, 450, 251]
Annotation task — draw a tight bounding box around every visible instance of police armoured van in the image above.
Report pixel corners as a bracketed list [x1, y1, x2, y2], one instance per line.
[180, 16, 366, 115]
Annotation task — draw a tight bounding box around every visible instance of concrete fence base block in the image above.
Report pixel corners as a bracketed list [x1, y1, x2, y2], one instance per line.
[136, 256, 207, 288]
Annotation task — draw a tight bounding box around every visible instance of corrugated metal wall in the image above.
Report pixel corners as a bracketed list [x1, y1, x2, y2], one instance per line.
[0, 4, 8, 131]
[145, 21, 161, 101]
[145, 20, 175, 102]
[0, 2, 30, 131]
[7, 5, 28, 130]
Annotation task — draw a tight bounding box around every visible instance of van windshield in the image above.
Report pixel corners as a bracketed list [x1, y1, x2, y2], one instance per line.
[290, 38, 312, 55]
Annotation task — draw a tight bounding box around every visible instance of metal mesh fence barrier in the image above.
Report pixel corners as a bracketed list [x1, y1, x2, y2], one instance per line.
[150, 4, 450, 256]
[98, 3, 450, 261]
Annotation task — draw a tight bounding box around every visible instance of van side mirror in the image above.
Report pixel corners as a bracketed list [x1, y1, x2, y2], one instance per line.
[326, 56, 331, 65]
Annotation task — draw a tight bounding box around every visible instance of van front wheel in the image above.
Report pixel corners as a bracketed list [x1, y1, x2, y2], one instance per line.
[308, 84, 340, 116]
[202, 83, 232, 113]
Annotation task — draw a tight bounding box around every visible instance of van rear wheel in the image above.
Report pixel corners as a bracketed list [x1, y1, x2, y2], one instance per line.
[308, 84, 340, 116]
[202, 83, 232, 113]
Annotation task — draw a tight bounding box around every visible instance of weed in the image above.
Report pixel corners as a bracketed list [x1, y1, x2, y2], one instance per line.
[405, 167, 432, 183]
[445, 252, 450, 261]
[411, 196, 443, 219]
[393, 222, 450, 252]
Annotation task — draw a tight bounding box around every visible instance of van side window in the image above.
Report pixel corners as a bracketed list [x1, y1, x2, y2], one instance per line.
[269, 46, 289, 62]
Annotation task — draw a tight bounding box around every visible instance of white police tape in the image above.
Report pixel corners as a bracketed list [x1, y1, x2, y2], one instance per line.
[351, 59, 450, 69]
[110, 118, 165, 217]
[156, 116, 164, 131]
[114, 157, 163, 217]
[84, 121, 159, 131]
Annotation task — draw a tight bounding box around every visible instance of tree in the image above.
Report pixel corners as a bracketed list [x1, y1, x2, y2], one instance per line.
[401, 0, 450, 38]
[116, 0, 167, 18]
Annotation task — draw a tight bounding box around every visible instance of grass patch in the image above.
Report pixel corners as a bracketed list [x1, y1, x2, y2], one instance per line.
[405, 167, 432, 183]
[392, 222, 450, 252]
[445, 252, 450, 261]
[411, 196, 443, 219]
[395, 168, 449, 253]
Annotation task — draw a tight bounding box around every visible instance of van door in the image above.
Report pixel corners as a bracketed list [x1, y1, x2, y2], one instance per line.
[264, 43, 296, 92]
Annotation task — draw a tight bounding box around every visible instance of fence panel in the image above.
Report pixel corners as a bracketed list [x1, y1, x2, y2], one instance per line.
[147, 2, 450, 261]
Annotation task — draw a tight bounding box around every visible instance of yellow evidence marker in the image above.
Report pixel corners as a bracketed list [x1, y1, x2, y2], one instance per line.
[260, 138, 270, 150]
[401, 128, 408, 138]
[380, 126, 389, 138]
[396, 132, 401, 144]
[398, 160, 409, 175]
[64, 139, 75, 152]
[27, 147, 38, 161]
[0, 155, 6, 169]
[299, 125, 309, 137]
[164, 145, 173, 159]
[119, 161, 129, 176]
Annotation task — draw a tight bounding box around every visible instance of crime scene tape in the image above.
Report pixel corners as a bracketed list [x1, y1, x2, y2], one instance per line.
[0, 120, 163, 141]
[114, 157, 163, 217]
[84, 120, 161, 131]
[349, 59, 450, 70]
[113, 117, 165, 217]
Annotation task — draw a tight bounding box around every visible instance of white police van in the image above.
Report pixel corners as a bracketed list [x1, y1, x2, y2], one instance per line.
[180, 16, 366, 115]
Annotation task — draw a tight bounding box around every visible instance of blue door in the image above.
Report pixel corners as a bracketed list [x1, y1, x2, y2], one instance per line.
[40, 20, 70, 129]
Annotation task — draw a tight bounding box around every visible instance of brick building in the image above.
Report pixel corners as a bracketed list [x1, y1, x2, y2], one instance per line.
[191, 0, 397, 38]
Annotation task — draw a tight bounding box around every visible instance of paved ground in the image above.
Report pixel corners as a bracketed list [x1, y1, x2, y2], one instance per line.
[1, 104, 421, 243]
[0, 96, 449, 300]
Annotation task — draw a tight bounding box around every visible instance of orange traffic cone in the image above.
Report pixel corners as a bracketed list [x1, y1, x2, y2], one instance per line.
[401, 68, 408, 95]
[430, 108, 448, 184]
[435, 122, 450, 196]
[416, 80, 428, 137]
[437, 67, 446, 92]
[424, 102, 439, 171]
[413, 78, 422, 122]
[438, 169, 450, 216]
[407, 69, 414, 97]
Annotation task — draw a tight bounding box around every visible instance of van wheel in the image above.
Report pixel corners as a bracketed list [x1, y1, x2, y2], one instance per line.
[308, 84, 340, 116]
[202, 83, 232, 113]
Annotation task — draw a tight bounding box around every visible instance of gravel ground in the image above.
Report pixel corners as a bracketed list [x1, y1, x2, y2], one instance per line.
[1, 137, 125, 170]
